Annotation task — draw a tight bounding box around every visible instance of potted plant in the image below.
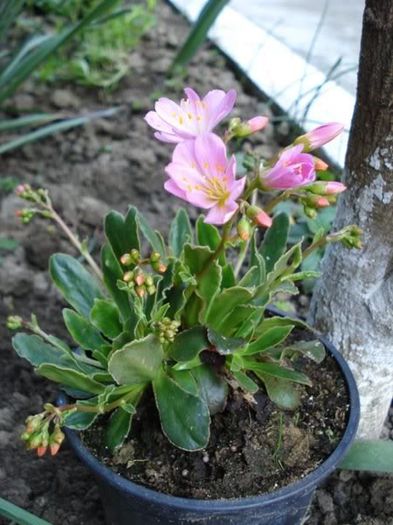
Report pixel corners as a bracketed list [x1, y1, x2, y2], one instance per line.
[8, 87, 361, 525]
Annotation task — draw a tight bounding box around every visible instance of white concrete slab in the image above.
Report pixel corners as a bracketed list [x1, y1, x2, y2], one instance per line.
[168, 0, 363, 167]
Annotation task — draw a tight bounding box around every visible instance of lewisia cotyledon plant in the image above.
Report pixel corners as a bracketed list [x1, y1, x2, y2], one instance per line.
[9, 87, 362, 458]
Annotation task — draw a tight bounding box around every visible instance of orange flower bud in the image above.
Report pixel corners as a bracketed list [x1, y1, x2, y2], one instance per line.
[37, 446, 47, 457]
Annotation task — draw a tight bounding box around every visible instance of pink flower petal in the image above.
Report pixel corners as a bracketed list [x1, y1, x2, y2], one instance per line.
[164, 179, 187, 200]
[205, 200, 238, 225]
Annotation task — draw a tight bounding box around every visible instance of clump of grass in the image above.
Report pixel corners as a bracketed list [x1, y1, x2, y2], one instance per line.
[29, 0, 156, 88]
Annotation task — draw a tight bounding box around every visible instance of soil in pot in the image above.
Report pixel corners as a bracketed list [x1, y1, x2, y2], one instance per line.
[83, 349, 349, 499]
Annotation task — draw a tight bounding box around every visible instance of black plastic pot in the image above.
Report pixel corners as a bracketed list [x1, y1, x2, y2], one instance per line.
[61, 330, 360, 525]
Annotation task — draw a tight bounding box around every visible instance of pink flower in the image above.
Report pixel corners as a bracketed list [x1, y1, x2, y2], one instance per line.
[261, 145, 316, 190]
[295, 123, 344, 151]
[164, 133, 245, 225]
[145, 87, 236, 143]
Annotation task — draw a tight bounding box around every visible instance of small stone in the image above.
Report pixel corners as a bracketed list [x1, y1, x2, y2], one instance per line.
[13, 93, 36, 111]
[317, 489, 335, 514]
[202, 453, 209, 463]
[51, 89, 81, 110]
[181, 469, 189, 477]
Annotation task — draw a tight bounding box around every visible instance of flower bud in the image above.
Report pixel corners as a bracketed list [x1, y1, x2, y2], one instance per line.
[37, 446, 47, 457]
[313, 157, 329, 171]
[134, 273, 145, 286]
[294, 123, 344, 152]
[15, 184, 30, 196]
[156, 263, 167, 273]
[145, 275, 154, 286]
[228, 116, 269, 138]
[6, 315, 23, 330]
[150, 252, 161, 263]
[120, 253, 133, 266]
[303, 206, 317, 219]
[147, 285, 156, 295]
[123, 271, 134, 283]
[246, 206, 272, 228]
[130, 249, 140, 263]
[135, 286, 146, 298]
[50, 444, 61, 456]
[237, 217, 252, 241]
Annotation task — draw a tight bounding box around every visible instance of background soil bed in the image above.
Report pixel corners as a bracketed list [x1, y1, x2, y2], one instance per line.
[0, 1, 392, 524]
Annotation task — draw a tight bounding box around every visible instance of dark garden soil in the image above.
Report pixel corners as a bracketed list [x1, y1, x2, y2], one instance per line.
[84, 353, 348, 499]
[0, 2, 393, 524]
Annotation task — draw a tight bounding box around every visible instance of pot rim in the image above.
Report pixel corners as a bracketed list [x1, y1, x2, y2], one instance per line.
[62, 317, 360, 511]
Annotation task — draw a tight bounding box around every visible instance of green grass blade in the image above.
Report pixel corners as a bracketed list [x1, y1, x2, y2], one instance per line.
[172, 0, 229, 70]
[0, 0, 25, 43]
[339, 439, 393, 473]
[0, 497, 52, 525]
[0, 0, 121, 104]
[0, 107, 120, 155]
[0, 113, 66, 132]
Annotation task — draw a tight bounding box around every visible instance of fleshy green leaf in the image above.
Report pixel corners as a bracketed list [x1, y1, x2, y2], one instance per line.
[64, 410, 98, 430]
[104, 208, 139, 260]
[169, 369, 199, 395]
[260, 375, 300, 409]
[339, 440, 393, 472]
[233, 370, 259, 394]
[101, 244, 131, 322]
[191, 365, 228, 415]
[0, 496, 51, 525]
[63, 308, 106, 350]
[37, 364, 106, 394]
[284, 340, 326, 363]
[169, 326, 209, 362]
[254, 315, 312, 336]
[206, 286, 254, 331]
[241, 325, 294, 356]
[136, 211, 166, 257]
[221, 263, 236, 288]
[90, 299, 122, 339]
[50, 253, 103, 318]
[196, 217, 225, 265]
[153, 371, 210, 451]
[108, 334, 163, 385]
[245, 361, 312, 386]
[259, 213, 290, 273]
[207, 328, 243, 355]
[105, 406, 135, 451]
[13, 333, 77, 369]
[169, 208, 193, 257]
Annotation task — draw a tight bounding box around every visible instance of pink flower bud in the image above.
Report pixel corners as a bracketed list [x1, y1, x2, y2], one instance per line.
[50, 443, 60, 456]
[315, 197, 330, 208]
[246, 116, 269, 134]
[37, 446, 47, 457]
[15, 184, 28, 195]
[255, 210, 273, 228]
[295, 123, 344, 152]
[135, 273, 145, 287]
[325, 181, 346, 195]
[314, 157, 329, 171]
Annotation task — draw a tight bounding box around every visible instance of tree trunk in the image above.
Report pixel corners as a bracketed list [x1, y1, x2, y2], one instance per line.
[308, 1, 393, 439]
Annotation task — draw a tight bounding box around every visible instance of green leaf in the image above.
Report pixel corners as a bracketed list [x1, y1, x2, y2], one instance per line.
[12, 333, 77, 369]
[63, 308, 106, 350]
[259, 213, 290, 273]
[50, 254, 103, 318]
[172, 0, 229, 70]
[233, 370, 259, 394]
[339, 440, 393, 472]
[108, 334, 163, 385]
[260, 375, 300, 410]
[207, 328, 244, 355]
[191, 365, 228, 415]
[0, 496, 51, 525]
[0, 108, 120, 155]
[169, 208, 192, 257]
[104, 207, 139, 260]
[90, 299, 122, 339]
[101, 244, 131, 322]
[285, 340, 326, 363]
[254, 315, 312, 337]
[241, 325, 294, 356]
[206, 286, 254, 331]
[169, 326, 209, 362]
[153, 371, 210, 451]
[169, 369, 199, 396]
[136, 211, 166, 257]
[246, 361, 312, 386]
[221, 263, 236, 288]
[64, 410, 98, 430]
[196, 217, 225, 265]
[37, 364, 106, 394]
[238, 266, 260, 288]
[105, 407, 135, 451]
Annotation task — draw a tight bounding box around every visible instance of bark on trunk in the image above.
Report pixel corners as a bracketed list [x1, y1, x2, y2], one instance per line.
[308, 1, 393, 439]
